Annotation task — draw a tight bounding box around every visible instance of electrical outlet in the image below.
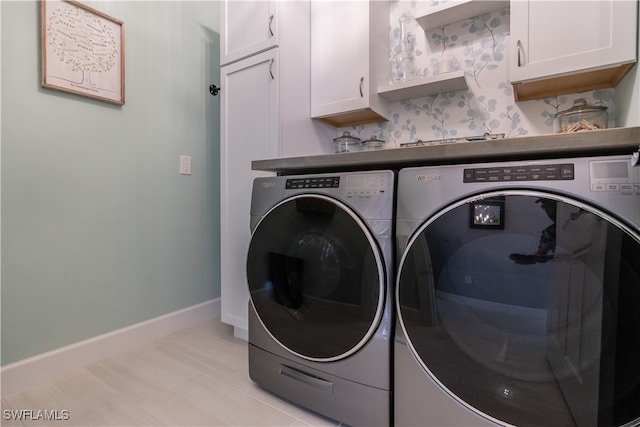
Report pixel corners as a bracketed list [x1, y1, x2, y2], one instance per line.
[464, 276, 473, 285]
[180, 155, 192, 175]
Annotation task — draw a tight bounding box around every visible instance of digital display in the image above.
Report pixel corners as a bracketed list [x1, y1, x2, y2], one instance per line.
[592, 161, 628, 179]
[473, 204, 502, 226]
[347, 175, 365, 187]
[469, 197, 505, 229]
[346, 174, 388, 191]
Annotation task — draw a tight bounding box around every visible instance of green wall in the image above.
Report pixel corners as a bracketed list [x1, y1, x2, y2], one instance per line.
[1, 1, 221, 365]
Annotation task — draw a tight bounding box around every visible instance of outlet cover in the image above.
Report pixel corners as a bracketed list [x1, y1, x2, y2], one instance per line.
[180, 155, 192, 175]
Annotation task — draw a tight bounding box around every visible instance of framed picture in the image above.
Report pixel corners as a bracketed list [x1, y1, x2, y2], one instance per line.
[41, 0, 125, 105]
[469, 197, 505, 229]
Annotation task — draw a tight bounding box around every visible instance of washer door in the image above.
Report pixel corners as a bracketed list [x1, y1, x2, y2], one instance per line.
[397, 190, 640, 427]
[247, 194, 385, 362]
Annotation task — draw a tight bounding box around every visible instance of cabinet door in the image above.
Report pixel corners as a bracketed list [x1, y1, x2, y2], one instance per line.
[510, 0, 636, 83]
[311, 1, 369, 117]
[220, 50, 279, 333]
[311, 0, 389, 127]
[221, 0, 278, 66]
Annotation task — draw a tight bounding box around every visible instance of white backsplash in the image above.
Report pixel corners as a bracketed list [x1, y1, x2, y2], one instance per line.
[341, 1, 615, 148]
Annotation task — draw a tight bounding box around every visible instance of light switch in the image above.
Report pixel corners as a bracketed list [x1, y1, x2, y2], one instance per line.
[180, 155, 192, 175]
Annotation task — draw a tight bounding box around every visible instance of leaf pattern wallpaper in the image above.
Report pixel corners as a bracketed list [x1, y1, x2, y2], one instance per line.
[341, 1, 615, 148]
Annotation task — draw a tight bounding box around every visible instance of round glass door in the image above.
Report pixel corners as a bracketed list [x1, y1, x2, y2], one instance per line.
[247, 194, 385, 362]
[397, 190, 640, 427]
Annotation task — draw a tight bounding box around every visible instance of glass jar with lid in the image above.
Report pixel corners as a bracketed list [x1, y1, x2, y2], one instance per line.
[333, 131, 361, 153]
[362, 136, 385, 151]
[553, 98, 608, 133]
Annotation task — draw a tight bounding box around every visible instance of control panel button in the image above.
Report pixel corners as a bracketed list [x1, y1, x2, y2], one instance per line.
[286, 176, 340, 189]
[345, 174, 388, 198]
[589, 160, 637, 193]
[463, 164, 575, 183]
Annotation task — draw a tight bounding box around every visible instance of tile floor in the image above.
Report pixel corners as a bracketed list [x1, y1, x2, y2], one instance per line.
[1, 319, 343, 426]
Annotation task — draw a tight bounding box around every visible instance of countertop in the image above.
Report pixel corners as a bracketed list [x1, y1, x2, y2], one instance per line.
[252, 126, 640, 174]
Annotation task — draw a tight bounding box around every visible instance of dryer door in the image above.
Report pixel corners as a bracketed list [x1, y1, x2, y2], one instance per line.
[397, 190, 640, 427]
[247, 194, 385, 362]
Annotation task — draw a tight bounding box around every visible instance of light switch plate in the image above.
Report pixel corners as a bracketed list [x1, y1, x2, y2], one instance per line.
[180, 155, 192, 175]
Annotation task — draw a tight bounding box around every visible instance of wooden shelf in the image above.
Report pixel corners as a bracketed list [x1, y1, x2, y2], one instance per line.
[378, 70, 468, 102]
[512, 63, 635, 102]
[415, 0, 508, 31]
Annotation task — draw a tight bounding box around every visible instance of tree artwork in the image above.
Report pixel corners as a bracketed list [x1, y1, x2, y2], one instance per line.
[41, 0, 124, 105]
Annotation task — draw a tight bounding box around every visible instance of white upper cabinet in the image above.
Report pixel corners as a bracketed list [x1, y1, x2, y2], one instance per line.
[311, 0, 389, 127]
[221, 0, 278, 66]
[510, 0, 637, 101]
[221, 51, 280, 165]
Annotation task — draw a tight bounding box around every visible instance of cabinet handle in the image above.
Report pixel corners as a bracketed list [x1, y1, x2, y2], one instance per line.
[268, 14, 274, 37]
[269, 58, 275, 79]
[517, 40, 523, 67]
[359, 76, 364, 98]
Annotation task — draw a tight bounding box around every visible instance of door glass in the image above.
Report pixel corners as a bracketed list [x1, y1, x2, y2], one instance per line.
[248, 195, 384, 361]
[397, 193, 640, 426]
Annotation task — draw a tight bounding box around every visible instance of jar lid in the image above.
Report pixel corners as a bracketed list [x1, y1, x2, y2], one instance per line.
[555, 98, 607, 118]
[333, 131, 361, 144]
[362, 136, 385, 145]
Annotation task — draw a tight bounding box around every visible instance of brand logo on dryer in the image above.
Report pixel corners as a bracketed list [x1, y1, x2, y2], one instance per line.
[416, 173, 443, 183]
[261, 181, 276, 189]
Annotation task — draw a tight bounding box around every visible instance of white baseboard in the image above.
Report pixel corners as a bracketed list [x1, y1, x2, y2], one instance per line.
[0, 298, 221, 397]
[233, 326, 249, 341]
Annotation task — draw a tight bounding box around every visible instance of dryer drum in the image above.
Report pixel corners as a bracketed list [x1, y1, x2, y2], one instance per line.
[397, 191, 640, 427]
[248, 194, 385, 362]
[269, 252, 304, 310]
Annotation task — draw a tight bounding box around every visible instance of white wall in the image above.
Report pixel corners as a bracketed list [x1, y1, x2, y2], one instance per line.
[1, 1, 220, 365]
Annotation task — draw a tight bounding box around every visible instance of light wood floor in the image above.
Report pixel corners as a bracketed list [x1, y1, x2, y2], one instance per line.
[1, 319, 343, 427]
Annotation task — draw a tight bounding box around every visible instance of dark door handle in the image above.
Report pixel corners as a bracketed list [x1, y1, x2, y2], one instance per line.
[209, 84, 220, 96]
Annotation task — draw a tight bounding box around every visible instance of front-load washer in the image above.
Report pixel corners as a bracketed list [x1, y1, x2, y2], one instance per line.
[246, 170, 394, 426]
[395, 154, 640, 426]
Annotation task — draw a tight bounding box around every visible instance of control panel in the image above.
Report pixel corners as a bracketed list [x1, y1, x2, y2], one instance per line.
[589, 159, 640, 193]
[286, 177, 340, 189]
[463, 163, 575, 183]
[285, 173, 389, 199]
[345, 174, 388, 198]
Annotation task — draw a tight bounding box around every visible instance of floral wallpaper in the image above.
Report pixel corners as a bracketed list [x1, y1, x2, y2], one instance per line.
[342, 1, 615, 148]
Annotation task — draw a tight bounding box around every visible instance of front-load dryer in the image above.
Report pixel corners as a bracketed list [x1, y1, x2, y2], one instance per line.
[395, 154, 640, 426]
[246, 170, 395, 426]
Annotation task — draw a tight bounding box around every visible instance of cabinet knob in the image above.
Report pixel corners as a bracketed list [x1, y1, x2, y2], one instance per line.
[209, 84, 220, 96]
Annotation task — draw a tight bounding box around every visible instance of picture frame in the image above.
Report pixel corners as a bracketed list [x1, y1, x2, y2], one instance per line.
[469, 197, 505, 229]
[41, 0, 125, 105]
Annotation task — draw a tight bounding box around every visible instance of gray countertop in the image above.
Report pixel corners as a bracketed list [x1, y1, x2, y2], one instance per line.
[252, 126, 640, 174]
